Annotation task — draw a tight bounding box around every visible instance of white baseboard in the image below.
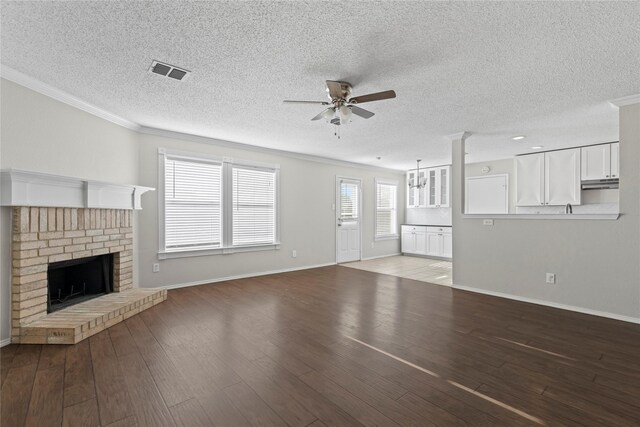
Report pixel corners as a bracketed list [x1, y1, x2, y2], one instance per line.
[360, 253, 401, 261]
[453, 284, 640, 325]
[0, 338, 12, 348]
[161, 262, 336, 291]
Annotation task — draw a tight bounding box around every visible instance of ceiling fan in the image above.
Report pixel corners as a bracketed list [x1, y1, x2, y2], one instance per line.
[284, 80, 396, 125]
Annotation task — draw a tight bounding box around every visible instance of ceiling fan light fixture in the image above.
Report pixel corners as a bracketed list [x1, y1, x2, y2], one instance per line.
[339, 105, 352, 124]
[322, 108, 335, 121]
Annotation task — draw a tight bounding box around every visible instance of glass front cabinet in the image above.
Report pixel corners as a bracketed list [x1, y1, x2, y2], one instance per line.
[407, 165, 449, 209]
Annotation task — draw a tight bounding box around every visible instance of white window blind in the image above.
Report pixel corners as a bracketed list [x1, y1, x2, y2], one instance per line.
[232, 166, 277, 246]
[376, 180, 398, 238]
[340, 181, 359, 220]
[165, 157, 222, 249]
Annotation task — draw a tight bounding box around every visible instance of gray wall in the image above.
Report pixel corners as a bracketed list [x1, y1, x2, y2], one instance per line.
[452, 104, 640, 321]
[0, 79, 404, 343]
[136, 132, 404, 289]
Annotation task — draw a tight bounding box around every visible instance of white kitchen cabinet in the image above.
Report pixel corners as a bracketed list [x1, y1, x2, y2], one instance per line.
[581, 144, 611, 180]
[425, 226, 452, 258]
[401, 225, 427, 255]
[580, 143, 619, 181]
[426, 166, 450, 208]
[516, 153, 545, 206]
[516, 149, 581, 206]
[406, 170, 427, 208]
[545, 148, 581, 205]
[610, 142, 619, 179]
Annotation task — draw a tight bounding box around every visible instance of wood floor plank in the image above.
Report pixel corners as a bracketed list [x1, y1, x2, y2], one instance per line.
[89, 331, 134, 425]
[37, 345, 67, 371]
[117, 350, 176, 427]
[1, 363, 39, 427]
[25, 364, 64, 427]
[63, 340, 96, 407]
[62, 398, 100, 427]
[0, 344, 19, 388]
[168, 398, 213, 427]
[223, 381, 288, 427]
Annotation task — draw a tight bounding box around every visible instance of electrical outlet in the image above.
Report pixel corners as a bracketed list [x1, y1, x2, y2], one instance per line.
[546, 273, 555, 284]
[152, 263, 160, 273]
[292, 250, 297, 258]
[483, 219, 494, 226]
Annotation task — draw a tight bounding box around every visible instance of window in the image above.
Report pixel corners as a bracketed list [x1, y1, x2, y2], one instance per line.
[159, 149, 279, 258]
[375, 179, 398, 239]
[340, 181, 360, 220]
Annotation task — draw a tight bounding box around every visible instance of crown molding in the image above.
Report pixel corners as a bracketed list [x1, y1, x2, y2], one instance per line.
[1, 65, 405, 174]
[138, 126, 405, 173]
[609, 94, 640, 108]
[1, 65, 139, 130]
[445, 131, 472, 141]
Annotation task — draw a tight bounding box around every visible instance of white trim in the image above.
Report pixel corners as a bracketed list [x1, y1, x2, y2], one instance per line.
[609, 94, 640, 107]
[453, 284, 640, 325]
[0, 338, 12, 348]
[0, 169, 154, 209]
[1, 65, 139, 130]
[161, 262, 336, 290]
[360, 253, 401, 261]
[159, 243, 280, 260]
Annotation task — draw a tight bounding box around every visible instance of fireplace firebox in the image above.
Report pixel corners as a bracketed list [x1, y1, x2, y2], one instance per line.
[47, 254, 114, 313]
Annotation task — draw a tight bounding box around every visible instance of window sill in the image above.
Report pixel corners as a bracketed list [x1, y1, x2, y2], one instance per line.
[159, 243, 280, 259]
[375, 235, 399, 241]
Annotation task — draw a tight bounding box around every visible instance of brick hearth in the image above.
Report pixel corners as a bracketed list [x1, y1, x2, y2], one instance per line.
[11, 206, 166, 344]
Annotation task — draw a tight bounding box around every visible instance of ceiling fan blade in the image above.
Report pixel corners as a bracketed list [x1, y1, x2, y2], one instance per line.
[284, 100, 330, 105]
[311, 108, 332, 121]
[326, 80, 344, 99]
[349, 106, 375, 119]
[348, 90, 396, 104]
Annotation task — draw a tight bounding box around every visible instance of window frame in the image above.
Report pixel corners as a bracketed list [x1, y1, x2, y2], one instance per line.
[374, 178, 399, 241]
[158, 148, 280, 259]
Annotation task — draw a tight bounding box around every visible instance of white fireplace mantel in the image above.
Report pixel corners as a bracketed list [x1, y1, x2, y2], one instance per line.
[0, 169, 154, 210]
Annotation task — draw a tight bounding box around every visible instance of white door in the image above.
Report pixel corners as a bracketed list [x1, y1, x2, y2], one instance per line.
[426, 232, 441, 256]
[438, 167, 450, 207]
[442, 233, 453, 258]
[336, 178, 361, 263]
[516, 153, 545, 206]
[545, 148, 581, 205]
[407, 171, 417, 207]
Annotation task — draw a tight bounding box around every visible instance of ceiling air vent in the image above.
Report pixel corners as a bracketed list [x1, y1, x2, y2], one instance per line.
[149, 60, 190, 81]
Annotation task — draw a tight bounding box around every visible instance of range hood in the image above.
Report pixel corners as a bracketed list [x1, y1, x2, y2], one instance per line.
[581, 178, 619, 190]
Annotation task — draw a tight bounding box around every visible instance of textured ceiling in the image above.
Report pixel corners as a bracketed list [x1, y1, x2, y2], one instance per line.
[1, 1, 639, 169]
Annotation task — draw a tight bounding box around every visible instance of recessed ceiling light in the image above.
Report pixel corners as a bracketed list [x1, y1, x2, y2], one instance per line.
[512, 135, 526, 141]
[530, 146, 544, 150]
[376, 156, 382, 160]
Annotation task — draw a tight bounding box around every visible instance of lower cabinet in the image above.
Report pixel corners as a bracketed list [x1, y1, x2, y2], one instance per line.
[402, 225, 451, 258]
[401, 226, 427, 255]
[426, 226, 452, 258]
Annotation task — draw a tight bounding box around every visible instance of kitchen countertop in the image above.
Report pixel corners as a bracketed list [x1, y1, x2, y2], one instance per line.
[402, 224, 452, 227]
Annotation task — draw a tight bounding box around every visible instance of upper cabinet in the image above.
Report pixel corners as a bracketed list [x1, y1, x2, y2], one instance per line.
[516, 149, 581, 206]
[581, 143, 619, 180]
[407, 166, 449, 208]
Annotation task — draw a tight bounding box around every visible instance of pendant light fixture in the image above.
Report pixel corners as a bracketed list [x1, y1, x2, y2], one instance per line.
[408, 159, 426, 189]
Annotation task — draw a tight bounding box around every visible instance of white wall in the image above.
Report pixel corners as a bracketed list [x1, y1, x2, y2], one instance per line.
[0, 78, 404, 343]
[136, 132, 404, 289]
[452, 103, 640, 321]
[0, 79, 140, 343]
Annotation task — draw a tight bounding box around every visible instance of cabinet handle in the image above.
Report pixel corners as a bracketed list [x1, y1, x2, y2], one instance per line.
[606, 175, 610, 178]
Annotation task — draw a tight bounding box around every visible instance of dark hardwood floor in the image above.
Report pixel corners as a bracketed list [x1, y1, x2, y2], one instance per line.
[3, 265, 640, 426]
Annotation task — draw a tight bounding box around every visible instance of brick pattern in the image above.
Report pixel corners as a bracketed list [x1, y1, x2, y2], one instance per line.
[19, 288, 167, 344]
[12, 207, 134, 342]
